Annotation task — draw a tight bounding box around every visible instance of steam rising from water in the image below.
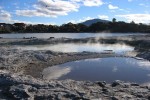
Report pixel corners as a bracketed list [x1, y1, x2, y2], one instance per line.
[16, 43, 134, 54]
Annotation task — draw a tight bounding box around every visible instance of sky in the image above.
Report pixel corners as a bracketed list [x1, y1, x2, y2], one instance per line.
[0, 0, 150, 25]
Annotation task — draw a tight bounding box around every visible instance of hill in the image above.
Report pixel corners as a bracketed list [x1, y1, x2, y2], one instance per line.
[81, 19, 109, 26]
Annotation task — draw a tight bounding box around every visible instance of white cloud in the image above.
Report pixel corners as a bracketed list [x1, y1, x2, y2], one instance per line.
[116, 14, 150, 23]
[16, 0, 79, 18]
[82, 0, 103, 7]
[71, 0, 103, 7]
[16, 0, 104, 18]
[108, 4, 119, 10]
[68, 15, 109, 24]
[139, 3, 149, 7]
[128, 0, 133, 2]
[98, 15, 109, 20]
[78, 17, 94, 22]
[0, 10, 11, 21]
[0, 9, 55, 24]
[119, 8, 130, 13]
[68, 16, 94, 24]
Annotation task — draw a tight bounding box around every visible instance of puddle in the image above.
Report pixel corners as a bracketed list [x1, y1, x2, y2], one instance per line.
[43, 57, 150, 83]
[17, 43, 134, 54]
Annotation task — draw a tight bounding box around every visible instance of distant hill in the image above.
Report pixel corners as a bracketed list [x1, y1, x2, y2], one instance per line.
[80, 19, 110, 26]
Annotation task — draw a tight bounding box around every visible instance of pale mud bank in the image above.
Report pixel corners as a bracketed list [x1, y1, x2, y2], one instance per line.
[0, 70, 150, 100]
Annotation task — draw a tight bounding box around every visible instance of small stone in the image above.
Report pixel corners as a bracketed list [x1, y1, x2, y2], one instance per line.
[111, 96, 119, 100]
[136, 94, 143, 98]
[96, 81, 106, 87]
[9, 85, 30, 99]
[112, 80, 121, 87]
[148, 96, 150, 100]
[102, 88, 110, 94]
[131, 83, 139, 86]
[34, 54, 46, 62]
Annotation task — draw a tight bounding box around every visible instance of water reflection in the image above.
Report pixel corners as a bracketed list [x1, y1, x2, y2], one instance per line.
[17, 43, 134, 54]
[127, 59, 150, 70]
[112, 66, 118, 72]
[43, 66, 71, 80]
[43, 57, 150, 83]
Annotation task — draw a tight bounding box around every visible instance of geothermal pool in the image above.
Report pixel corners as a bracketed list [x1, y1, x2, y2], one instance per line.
[43, 57, 150, 83]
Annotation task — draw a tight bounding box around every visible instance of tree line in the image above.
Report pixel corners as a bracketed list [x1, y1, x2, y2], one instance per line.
[0, 19, 150, 33]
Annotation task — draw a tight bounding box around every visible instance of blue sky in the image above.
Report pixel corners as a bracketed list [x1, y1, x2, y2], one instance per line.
[0, 0, 150, 25]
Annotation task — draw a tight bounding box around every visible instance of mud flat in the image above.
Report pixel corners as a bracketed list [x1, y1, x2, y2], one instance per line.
[0, 35, 150, 99]
[0, 70, 150, 100]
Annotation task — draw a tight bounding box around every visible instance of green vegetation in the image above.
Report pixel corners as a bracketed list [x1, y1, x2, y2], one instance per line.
[0, 19, 150, 33]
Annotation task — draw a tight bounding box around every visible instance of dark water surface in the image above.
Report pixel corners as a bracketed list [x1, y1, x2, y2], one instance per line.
[43, 57, 150, 83]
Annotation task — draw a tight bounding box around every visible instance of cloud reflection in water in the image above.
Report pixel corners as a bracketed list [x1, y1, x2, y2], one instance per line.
[43, 66, 71, 80]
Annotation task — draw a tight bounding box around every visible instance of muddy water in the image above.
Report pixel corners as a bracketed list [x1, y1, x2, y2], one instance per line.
[43, 57, 150, 83]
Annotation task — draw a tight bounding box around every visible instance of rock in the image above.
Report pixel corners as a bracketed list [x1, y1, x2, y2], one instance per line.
[0, 57, 5, 61]
[136, 94, 143, 98]
[131, 83, 139, 86]
[9, 84, 30, 99]
[49, 37, 55, 39]
[45, 50, 53, 54]
[0, 74, 16, 86]
[111, 80, 122, 87]
[148, 96, 150, 100]
[34, 54, 47, 62]
[34, 95, 54, 100]
[111, 96, 119, 100]
[96, 81, 106, 87]
[102, 88, 109, 93]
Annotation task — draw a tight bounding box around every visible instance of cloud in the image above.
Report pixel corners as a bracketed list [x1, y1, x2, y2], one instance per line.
[98, 15, 109, 20]
[0, 8, 54, 24]
[68, 16, 94, 24]
[116, 14, 150, 23]
[0, 10, 11, 22]
[16, 0, 79, 18]
[128, 0, 133, 2]
[139, 3, 149, 7]
[108, 4, 119, 10]
[82, 0, 103, 7]
[68, 15, 109, 24]
[16, 0, 104, 18]
[71, 0, 103, 7]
